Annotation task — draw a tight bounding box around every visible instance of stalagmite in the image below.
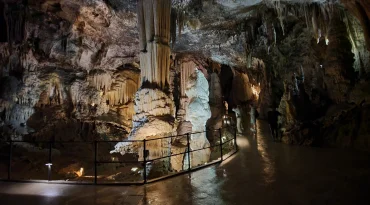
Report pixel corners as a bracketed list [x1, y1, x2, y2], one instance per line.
[185, 69, 211, 167]
[233, 106, 243, 134]
[207, 72, 223, 142]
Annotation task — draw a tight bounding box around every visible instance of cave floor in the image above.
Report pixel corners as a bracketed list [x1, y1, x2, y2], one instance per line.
[0, 120, 370, 205]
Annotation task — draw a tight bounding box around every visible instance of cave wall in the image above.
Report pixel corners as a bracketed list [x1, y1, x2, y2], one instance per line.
[172, 0, 370, 151]
[248, 3, 370, 150]
[1, 0, 370, 154]
[0, 0, 140, 141]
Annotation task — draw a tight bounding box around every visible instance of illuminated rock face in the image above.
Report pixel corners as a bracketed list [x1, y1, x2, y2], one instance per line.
[230, 71, 254, 105]
[185, 69, 211, 167]
[1, 0, 370, 155]
[112, 0, 176, 177]
[207, 72, 223, 142]
[180, 61, 197, 97]
[0, 0, 140, 141]
[233, 107, 244, 134]
[130, 0, 175, 142]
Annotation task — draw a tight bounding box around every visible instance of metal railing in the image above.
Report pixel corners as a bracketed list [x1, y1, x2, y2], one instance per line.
[0, 126, 238, 185]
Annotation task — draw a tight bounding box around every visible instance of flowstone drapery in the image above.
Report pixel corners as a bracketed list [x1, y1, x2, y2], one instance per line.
[138, 0, 171, 89]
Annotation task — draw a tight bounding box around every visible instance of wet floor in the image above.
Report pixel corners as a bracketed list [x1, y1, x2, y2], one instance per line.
[1, 120, 370, 205]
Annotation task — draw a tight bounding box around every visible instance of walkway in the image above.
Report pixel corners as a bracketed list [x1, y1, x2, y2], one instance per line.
[1, 120, 370, 205]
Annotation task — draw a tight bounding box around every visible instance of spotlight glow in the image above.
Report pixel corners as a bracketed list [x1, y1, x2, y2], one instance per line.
[75, 167, 84, 177]
[325, 38, 329, 45]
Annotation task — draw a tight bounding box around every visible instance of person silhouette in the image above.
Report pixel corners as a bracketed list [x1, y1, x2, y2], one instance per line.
[267, 108, 281, 141]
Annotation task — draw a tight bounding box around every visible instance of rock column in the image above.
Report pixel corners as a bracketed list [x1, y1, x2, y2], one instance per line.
[112, 0, 176, 176]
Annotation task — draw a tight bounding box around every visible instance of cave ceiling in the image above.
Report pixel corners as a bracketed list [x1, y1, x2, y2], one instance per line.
[3, 0, 365, 71]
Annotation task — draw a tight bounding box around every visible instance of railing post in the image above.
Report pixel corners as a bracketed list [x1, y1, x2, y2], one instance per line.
[48, 141, 52, 181]
[187, 133, 191, 171]
[234, 126, 238, 151]
[8, 140, 12, 180]
[219, 128, 223, 161]
[143, 139, 147, 183]
[94, 141, 97, 184]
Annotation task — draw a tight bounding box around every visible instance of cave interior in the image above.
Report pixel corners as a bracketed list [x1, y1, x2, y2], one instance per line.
[0, 0, 370, 192]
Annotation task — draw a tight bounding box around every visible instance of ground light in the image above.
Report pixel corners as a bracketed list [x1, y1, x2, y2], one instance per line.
[45, 163, 52, 181]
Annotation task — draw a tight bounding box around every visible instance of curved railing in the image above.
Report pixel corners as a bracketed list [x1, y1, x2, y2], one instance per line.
[0, 126, 238, 185]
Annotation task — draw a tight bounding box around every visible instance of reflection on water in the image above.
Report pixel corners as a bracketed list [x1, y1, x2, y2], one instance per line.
[142, 165, 226, 205]
[236, 135, 250, 149]
[219, 153, 237, 167]
[256, 121, 275, 184]
[190, 167, 225, 205]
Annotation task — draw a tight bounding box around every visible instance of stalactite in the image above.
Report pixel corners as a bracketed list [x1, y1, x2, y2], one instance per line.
[342, 10, 370, 76]
[274, 0, 285, 36]
[138, 0, 171, 90]
[179, 60, 196, 96]
[89, 71, 112, 93]
[265, 21, 274, 46]
[0, 2, 7, 42]
[304, 4, 310, 29]
[312, 5, 320, 43]
[170, 8, 177, 47]
[300, 65, 305, 83]
[178, 10, 185, 38]
[106, 79, 138, 106]
[303, 3, 334, 45]
[247, 52, 252, 68]
[273, 26, 277, 45]
[137, 0, 146, 51]
[3, 2, 27, 47]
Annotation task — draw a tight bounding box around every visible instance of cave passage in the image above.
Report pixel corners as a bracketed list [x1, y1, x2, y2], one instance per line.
[0, 0, 370, 204]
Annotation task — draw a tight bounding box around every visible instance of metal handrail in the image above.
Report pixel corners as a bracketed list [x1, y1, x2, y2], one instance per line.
[3, 126, 235, 144]
[0, 126, 238, 185]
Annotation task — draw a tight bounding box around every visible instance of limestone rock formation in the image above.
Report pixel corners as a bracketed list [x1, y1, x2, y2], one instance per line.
[185, 69, 211, 167]
[1, 0, 370, 170]
[206, 72, 223, 142]
[0, 0, 140, 141]
[138, 0, 171, 89]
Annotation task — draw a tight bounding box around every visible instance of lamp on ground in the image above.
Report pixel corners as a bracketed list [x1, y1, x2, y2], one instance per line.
[45, 163, 52, 181]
